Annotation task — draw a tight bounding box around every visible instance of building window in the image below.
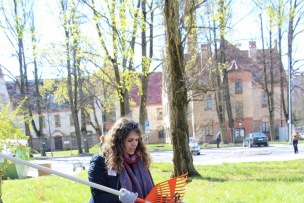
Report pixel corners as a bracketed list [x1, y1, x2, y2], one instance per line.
[157, 108, 163, 120]
[204, 95, 212, 110]
[235, 79, 243, 94]
[158, 130, 164, 139]
[42, 116, 46, 128]
[70, 114, 74, 126]
[72, 136, 77, 146]
[252, 72, 258, 80]
[54, 114, 61, 127]
[262, 92, 268, 107]
[235, 103, 243, 122]
[262, 122, 269, 132]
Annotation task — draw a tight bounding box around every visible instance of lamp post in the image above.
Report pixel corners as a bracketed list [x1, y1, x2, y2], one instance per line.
[46, 94, 53, 157]
[288, 57, 292, 144]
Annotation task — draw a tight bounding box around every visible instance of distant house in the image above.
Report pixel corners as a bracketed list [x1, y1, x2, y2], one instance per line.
[190, 41, 288, 143]
[3, 70, 165, 151]
[5, 78, 102, 152]
[129, 72, 165, 144]
[162, 41, 288, 144]
[292, 74, 304, 129]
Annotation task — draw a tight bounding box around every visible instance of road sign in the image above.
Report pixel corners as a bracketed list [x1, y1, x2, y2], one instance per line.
[145, 121, 150, 134]
[145, 120, 150, 127]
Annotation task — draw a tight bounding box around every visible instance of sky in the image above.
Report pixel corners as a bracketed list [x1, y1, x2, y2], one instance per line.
[0, 0, 303, 82]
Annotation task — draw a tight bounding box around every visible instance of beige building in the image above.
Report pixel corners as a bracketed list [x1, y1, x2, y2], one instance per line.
[292, 74, 304, 129]
[188, 41, 288, 143]
[4, 71, 165, 152]
[161, 40, 289, 143]
[129, 72, 165, 144]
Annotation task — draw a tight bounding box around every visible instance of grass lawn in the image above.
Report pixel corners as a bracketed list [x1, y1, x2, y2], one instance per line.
[2, 159, 304, 202]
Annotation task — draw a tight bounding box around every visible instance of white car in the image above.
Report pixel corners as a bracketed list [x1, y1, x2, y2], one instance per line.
[189, 137, 200, 155]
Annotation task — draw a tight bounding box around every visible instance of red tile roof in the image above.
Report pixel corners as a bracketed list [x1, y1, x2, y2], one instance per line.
[129, 72, 162, 105]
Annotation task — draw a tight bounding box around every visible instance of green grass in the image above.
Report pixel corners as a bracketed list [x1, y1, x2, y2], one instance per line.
[2, 159, 304, 202]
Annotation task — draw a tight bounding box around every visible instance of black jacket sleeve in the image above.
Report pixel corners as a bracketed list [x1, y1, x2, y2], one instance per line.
[88, 154, 120, 203]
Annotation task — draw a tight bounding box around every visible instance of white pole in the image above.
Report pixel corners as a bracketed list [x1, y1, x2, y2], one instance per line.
[288, 56, 292, 144]
[0, 153, 121, 196]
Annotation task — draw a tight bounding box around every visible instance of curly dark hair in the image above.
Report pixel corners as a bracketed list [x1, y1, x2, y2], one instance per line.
[101, 117, 152, 172]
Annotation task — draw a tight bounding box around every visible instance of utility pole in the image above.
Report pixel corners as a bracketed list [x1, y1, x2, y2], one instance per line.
[288, 54, 292, 144]
[47, 94, 53, 157]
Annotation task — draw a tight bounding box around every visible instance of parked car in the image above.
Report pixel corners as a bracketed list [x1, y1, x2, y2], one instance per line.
[243, 132, 269, 147]
[189, 137, 200, 155]
[300, 133, 304, 140]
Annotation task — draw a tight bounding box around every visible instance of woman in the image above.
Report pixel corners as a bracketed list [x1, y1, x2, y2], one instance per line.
[89, 117, 154, 203]
[292, 129, 300, 154]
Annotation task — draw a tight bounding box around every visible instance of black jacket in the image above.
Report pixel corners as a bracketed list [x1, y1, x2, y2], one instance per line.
[88, 154, 120, 203]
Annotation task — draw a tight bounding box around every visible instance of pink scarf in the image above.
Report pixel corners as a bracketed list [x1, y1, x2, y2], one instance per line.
[119, 154, 154, 199]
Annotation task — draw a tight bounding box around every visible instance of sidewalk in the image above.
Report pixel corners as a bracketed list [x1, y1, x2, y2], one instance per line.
[27, 155, 91, 178]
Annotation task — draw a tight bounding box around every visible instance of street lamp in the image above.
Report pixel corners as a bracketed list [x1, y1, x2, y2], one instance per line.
[288, 57, 292, 144]
[46, 94, 53, 157]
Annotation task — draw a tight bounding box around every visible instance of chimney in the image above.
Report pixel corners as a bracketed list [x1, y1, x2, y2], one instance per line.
[248, 41, 256, 61]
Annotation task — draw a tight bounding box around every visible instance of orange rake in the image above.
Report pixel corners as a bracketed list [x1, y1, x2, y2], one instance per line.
[136, 173, 188, 203]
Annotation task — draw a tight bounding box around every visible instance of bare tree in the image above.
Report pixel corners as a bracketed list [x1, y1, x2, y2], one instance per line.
[59, 0, 83, 154]
[259, 13, 276, 141]
[0, 0, 33, 141]
[28, 11, 44, 144]
[84, 0, 143, 117]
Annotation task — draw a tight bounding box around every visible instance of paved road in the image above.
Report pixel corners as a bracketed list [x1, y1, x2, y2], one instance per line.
[27, 143, 304, 178]
[153, 143, 304, 165]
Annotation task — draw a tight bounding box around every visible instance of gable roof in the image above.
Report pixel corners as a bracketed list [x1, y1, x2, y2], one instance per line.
[219, 41, 284, 84]
[129, 72, 162, 106]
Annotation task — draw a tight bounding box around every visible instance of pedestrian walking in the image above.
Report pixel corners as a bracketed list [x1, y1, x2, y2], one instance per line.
[292, 129, 301, 154]
[216, 131, 221, 148]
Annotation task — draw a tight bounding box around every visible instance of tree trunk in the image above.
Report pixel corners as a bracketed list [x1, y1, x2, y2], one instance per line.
[60, 1, 83, 154]
[164, 0, 200, 177]
[0, 171, 3, 203]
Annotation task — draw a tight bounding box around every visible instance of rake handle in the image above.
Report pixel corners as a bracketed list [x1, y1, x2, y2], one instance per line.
[0, 153, 148, 202]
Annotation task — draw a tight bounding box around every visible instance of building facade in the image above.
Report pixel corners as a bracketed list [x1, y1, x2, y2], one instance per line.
[4, 71, 165, 152]
[162, 41, 289, 144]
[189, 41, 288, 143]
[129, 72, 165, 144]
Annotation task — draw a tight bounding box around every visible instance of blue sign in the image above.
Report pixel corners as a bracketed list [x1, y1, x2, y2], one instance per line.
[145, 120, 150, 127]
[145, 121, 150, 134]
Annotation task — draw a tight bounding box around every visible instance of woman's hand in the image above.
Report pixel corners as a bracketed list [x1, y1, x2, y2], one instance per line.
[119, 188, 138, 203]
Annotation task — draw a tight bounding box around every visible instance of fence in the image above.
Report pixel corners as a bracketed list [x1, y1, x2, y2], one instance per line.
[28, 135, 100, 153]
